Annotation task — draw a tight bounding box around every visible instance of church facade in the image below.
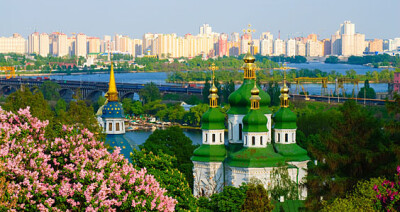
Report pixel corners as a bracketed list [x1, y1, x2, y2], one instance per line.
[191, 51, 310, 199]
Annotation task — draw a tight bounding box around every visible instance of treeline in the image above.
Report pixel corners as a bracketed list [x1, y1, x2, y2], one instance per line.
[326, 54, 400, 68]
[167, 68, 398, 83]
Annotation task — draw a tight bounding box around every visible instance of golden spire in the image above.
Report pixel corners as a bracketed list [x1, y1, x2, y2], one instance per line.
[242, 24, 257, 80]
[250, 80, 261, 110]
[280, 70, 290, 108]
[105, 61, 118, 102]
[208, 63, 219, 108]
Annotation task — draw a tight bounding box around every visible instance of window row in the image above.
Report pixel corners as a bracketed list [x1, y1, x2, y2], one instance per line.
[244, 136, 264, 146]
[205, 133, 223, 143]
[276, 133, 295, 143]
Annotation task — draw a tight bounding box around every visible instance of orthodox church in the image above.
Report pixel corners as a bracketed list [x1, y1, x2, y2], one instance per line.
[191, 50, 310, 199]
[97, 62, 134, 162]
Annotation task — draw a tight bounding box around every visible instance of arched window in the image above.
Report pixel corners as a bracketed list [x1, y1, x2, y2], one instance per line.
[220, 133, 222, 143]
[205, 134, 208, 142]
[212, 134, 215, 143]
[245, 136, 247, 145]
[116, 123, 120, 131]
[278, 133, 280, 142]
[108, 123, 112, 131]
[239, 124, 242, 140]
[285, 133, 288, 142]
[260, 136, 263, 145]
[293, 133, 295, 142]
[230, 123, 233, 139]
[252, 136, 255, 146]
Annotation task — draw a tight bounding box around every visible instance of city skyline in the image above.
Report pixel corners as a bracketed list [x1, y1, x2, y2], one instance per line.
[1, 0, 399, 39]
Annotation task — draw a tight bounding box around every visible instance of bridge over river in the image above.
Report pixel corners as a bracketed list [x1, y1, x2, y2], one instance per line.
[0, 78, 202, 101]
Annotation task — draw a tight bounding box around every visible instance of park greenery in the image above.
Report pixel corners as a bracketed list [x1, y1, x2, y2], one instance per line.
[325, 54, 400, 68]
[167, 67, 399, 84]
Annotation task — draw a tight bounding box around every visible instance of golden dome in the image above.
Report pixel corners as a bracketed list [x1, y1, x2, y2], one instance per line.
[280, 84, 289, 94]
[210, 84, 218, 94]
[251, 84, 259, 95]
[243, 52, 255, 63]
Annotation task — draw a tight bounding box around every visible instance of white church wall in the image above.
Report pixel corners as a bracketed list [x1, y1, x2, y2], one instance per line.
[193, 161, 225, 197]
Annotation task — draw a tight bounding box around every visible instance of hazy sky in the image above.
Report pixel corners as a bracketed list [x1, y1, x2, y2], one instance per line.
[1, 0, 399, 39]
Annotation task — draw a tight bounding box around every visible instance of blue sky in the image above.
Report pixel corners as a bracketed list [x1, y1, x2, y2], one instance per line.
[1, 0, 399, 39]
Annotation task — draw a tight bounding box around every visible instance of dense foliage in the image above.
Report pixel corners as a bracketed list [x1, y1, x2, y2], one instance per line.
[321, 177, 383, 211]
[198, 185, 248, 212]
[0, 107, 176, 211]
[373, 167, 400, 211]
[131, 149, 196, 211]
[139, 126, 198, 190]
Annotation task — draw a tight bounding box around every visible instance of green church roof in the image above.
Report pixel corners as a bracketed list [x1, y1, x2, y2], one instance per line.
[201, 107, 226, 130]
[274, 143, 310, 162]
[228, 79, 271, 115]
[243, 109, 268, 132]
[273, 107, 297, 129]
[191, 144, 227, 162]
[228, 145, 285, 168]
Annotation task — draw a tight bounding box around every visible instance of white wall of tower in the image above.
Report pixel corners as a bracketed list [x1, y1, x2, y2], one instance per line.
[228, 113, 272, 144]
[104, 118, 125, 134]
[202, 129, 225, 145]
[274, 129, 296, 144]
[193, 161, 225, 197]
[243, 132, 268, 148]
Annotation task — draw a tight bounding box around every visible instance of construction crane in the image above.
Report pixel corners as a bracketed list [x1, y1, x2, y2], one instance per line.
[294, 77, 328, 97]
[336, 78, 360, 98]
[0, 66, 16, 79]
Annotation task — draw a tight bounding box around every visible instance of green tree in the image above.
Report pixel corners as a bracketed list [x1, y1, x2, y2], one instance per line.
[54, 98, 67, 116]
[357, 80, 376, 99]
[242, 179, 274, 212]
[223, 80, 235, 104]
[269, 166, 299, 200]
[131, 149, 196, 211]
[65, 100, 102, 135]
[321, 178, 383, 212]
[140, 126, 198, 190]
[266, 82, 281, 106]
[325, 56, 339, 64]
[131, 101, 144, 116]
[305, 100, 395, 210]
[40, 81, 61, 101]
[144, 100, 167, 115]
[122, 98, 133, 115]
[139, 82, 161, 104]
[203, 79, 211, 103]
[4, 87, 53, 122]
[206, 185, 248, 212]
[184, 104, 209, 126]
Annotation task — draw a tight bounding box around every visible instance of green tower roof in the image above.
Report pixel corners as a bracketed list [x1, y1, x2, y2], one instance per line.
[191, 145, 227, 162]
[243, 109, 268, 132]
[274, 143, 310, 162]
[273, 107, 297, 129]
[228, 145, 285, 168]
[228, 79, 271, 115]
[201, 107, 226, 130]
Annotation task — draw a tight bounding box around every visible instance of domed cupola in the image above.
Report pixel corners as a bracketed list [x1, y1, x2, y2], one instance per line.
[228, 51, 271, 115]
[273, 72, 297, 129]
[242, 83, 268, 133]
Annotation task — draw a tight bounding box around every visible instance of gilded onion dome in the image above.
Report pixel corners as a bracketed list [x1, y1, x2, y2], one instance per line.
[273, 71, 297, 129]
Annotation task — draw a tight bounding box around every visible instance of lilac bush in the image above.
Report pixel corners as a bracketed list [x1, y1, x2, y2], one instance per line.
[0, 107, 177, 211]
[374, 166, 400, 211]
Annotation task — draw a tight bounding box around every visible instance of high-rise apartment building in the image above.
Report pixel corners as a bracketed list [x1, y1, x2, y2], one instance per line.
[87, 37, 100, 54]
[28, 32, 40, 54]
[132, 39, 143, 57]
[321, 39, 331, 56]
[307, 34, 318, 42]
[39, 33, 49, 57]
[114, 34, 122, 52]
[218, 33, 228, 57]
[368, 39, 383, 53]
[296, 41, 306, 56]
[260, 39, 273, 56]
[67, 36, 75, 56]
[143, 33, 157, 55]
[103, 35, 111, 53]
[199, 24, 212, 36]
[273, 39, 285, 56]
[0, 33, 26, 54]
[286, 39, 296, 57]
[240, 33, 251, 54]
[75, 33, 87, 57]
[231, 32, 240, 42]
[120, 36, 132, 55]
[306, 40, 322, 57]
[260, 32, 273, 40]
[331, 21, 365, 56]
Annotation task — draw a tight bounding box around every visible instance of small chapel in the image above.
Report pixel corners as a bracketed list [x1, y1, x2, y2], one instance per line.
[191, 49, 310, 199]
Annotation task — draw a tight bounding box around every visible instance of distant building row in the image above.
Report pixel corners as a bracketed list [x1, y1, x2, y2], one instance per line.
[1, 22, 399, 58]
